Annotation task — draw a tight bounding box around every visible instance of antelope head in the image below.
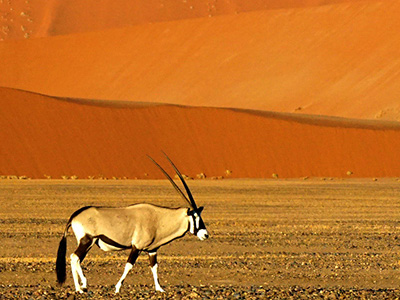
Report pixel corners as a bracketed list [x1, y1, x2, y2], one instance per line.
[148, 153, 209, 241]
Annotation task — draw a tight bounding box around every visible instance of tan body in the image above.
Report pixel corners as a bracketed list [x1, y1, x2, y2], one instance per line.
[71, 204, 190, 251]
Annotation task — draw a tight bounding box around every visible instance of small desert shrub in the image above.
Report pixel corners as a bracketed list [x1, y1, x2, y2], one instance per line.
[346, 171, 353, 176]
[196, 173, 206, 179]
[272, 173, 279, 179]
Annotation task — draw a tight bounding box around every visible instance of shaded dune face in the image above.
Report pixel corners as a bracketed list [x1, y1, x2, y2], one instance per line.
[1, 88, 400, 179]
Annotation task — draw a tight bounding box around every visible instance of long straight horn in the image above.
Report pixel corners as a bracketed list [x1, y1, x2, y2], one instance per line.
[162, 152, 198, 211]
[147, 155, 194, 209]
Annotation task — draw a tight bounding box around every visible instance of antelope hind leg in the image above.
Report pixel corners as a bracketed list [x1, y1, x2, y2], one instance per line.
[71, 235, 93, 293]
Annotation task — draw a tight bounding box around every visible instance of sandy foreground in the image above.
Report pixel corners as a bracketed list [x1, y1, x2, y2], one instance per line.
[0, 179, 400, 299]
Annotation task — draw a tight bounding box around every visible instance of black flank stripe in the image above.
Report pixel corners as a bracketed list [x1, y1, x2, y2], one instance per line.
[96, 235, 131, 250]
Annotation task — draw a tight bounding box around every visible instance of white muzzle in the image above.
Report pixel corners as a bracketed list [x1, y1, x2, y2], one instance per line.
[197, 229, 209, 241]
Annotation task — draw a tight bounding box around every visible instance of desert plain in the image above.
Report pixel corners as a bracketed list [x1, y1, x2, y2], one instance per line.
[1, 178, 400, 299]
[2, 0, 400, 298]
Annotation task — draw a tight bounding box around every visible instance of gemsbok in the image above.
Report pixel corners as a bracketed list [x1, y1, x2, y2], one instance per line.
[56, 154, 209, 293]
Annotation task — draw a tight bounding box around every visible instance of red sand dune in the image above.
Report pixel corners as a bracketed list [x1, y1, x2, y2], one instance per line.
[1, 87, 400, 179]
[2, 0, 400, 179]
[1, 0, 400, 120]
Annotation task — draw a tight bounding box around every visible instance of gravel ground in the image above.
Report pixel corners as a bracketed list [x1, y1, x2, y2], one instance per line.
[2, 180, 400, 299]
[1, 284, 400, 299]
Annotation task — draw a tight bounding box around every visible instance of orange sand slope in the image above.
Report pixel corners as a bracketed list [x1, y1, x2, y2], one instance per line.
[1, 0, 356, 40]
[1, 0, 400, 120]
[1, 87, 400, 179]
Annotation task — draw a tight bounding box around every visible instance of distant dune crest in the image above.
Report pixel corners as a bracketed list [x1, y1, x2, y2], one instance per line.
[1, 88, 400, 179]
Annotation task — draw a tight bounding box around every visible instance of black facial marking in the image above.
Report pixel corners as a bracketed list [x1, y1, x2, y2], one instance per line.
[188, 208, 207, 235]
[198, 217, 206, 230]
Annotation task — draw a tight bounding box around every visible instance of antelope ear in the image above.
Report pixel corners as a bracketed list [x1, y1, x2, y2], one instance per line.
[197, 206, 204, 214]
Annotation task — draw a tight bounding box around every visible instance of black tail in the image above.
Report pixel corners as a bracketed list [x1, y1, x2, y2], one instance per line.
[56, 235, 67, 284]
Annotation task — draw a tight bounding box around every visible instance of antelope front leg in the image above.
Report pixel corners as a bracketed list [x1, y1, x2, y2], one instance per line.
[115, 247, 140, 294]
[149, 251, 165, 292]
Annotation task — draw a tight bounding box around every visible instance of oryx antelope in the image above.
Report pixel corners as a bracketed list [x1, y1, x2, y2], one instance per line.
[56, 154, 209, 293]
